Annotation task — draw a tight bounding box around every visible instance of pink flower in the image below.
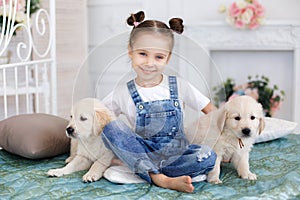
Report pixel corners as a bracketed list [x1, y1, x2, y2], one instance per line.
[16, 0, 26, 11]
[234, 20, 245, 28]
[252, 0, 265, 17]
[229, 2, 242, 17]
[0, 0, 9, 7]
[245, 4, 256, 12]
[222, 0, 265, 30]
[0, 0, 25, 11]
[241, 7, 254, 24]
[248, 20, 259, 30]
[270, 98, 282, 116]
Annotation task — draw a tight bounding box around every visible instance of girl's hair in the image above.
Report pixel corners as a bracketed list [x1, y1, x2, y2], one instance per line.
[127, 11, 184, 50]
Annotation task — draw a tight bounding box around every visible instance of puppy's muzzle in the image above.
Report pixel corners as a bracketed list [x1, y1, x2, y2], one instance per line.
[242, 128, 251, 137]
[66, 126, 75, 137]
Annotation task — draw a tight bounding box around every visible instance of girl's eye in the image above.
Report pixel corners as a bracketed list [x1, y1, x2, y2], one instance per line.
[80, 116, 87, 121]
[156, 55, 164, 60]
[250, 116, 256, 120]
[139, 52, 147, 56]
[235, 116, 241, 121]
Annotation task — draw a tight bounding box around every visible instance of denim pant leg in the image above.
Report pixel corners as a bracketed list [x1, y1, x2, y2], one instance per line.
[102, 120, 160, 183]
[160, 144, 217, 178]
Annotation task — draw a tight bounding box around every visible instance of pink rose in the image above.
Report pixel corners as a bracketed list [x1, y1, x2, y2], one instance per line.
[252, 0, 265, 17]
[234, 20, 245, 28]
[245, 4, 256, 12]
[16, 0, 26, 11]
[248, 21, 259, 30]
[223, 0, 265, 30]
[270, 99, 281, 116]
[241, 7, 255, 24]
[0, 0, 25, 11]
[229, 2, 242, 17]
[0, 0, 9, 7]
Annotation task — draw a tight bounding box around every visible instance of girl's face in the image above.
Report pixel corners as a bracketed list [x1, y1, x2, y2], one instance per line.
[128, 33, 172, 87]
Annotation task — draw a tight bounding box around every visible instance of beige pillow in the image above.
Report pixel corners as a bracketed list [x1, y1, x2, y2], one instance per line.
[0, 114, 70, 159]
[255, 117, 298, 143]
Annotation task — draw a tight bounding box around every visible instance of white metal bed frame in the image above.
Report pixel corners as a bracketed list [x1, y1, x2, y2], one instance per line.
[0, 0, 56, 119]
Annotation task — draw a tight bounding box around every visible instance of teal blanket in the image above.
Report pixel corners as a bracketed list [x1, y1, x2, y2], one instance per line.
[1, 134, 300, 200]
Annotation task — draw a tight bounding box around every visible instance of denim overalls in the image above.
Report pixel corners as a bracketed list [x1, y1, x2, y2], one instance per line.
[102, 76, 216, 183]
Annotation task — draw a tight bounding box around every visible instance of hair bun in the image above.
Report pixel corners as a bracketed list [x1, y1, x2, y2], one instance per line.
[169, 18, 184, 34]
[127, 11, 145, 26]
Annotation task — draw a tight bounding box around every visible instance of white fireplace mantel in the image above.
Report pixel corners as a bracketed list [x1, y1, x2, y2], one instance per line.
[185, 22, 300, 125]
[186, 22, 300, 50]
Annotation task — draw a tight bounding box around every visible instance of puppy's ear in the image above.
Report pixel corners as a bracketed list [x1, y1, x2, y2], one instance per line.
[216, 107, 227, 133]
[258, 117, 265, 134]
[257, 103, 265, 134]
[94, 109, 113, 136]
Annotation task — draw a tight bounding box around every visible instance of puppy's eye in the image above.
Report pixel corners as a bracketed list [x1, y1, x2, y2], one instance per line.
[80, 116, 87, 121]
[250, 116, 256, 120]
[235, 116, 241, 121]
[70, 115, 72, 119]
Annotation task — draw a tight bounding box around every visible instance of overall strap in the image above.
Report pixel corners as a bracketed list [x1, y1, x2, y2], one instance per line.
[127, 80, 143, 105]
[169, 76, 179, 100]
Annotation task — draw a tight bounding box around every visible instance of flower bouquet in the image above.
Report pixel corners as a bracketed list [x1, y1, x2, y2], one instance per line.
[219, 0, 265, 30]
[213, 75, 285, 117]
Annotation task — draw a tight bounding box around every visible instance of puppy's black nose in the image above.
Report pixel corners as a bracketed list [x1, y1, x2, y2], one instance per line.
[66, 127, 74, 135]
[242, 128, 251, 137]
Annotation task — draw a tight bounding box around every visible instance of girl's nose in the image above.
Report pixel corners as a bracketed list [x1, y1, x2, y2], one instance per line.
[145, 56, 155, 66]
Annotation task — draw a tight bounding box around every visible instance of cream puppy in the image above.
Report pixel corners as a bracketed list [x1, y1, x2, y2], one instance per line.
[47, 98, 115, 182]
[187, 96, 265, 184]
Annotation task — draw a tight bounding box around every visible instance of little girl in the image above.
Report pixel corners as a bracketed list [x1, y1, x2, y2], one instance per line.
[102, 11, 216, 193]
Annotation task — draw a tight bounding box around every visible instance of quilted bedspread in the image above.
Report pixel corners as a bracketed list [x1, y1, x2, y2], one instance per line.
[1, 134, 300, 200]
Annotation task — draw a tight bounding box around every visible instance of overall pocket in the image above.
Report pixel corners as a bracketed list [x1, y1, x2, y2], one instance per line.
[144, 110, 179, 138]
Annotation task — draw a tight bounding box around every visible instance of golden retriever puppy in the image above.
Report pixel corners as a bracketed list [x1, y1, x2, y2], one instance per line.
[47, 98, 115, 182]
[187, 96, 265, 184]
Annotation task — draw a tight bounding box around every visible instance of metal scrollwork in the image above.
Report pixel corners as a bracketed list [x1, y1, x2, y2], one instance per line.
[0, 0, 52, 62]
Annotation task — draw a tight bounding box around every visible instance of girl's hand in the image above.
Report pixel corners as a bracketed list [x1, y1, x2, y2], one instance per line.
[201, 102, 217, 114]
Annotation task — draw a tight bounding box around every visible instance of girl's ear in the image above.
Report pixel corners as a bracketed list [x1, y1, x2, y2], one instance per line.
[166, 52, 172, 63]
[128, 45, 133, 59]
[94, 109, 113, 136]
[216, 107, 227, 133]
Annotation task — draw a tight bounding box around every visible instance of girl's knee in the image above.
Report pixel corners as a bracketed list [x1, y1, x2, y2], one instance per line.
[200, 149, 217, 174]
[102, 120, 133, 140]
[195, 145, 217, 170]
[102, 120, 129, 148]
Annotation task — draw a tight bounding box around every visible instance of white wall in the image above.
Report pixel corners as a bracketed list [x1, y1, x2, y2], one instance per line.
[162, 0, 300, 22]
[56, 0, 88, 118]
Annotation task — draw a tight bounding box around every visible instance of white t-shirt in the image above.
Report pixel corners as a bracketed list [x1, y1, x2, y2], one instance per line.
[103, 74, 210, 129]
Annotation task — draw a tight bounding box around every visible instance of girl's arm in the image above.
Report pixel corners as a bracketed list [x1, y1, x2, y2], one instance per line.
[178, 77, 216, 115]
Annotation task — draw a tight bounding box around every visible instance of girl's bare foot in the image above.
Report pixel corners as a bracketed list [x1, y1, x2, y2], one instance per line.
[150, 173, 194, 193]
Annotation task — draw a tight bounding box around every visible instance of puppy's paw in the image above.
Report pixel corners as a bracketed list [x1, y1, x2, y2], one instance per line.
[82, 172, 102, 182]
[240, 172, 257, 180]
[47, 168, 65, 177]
[208, 178, 223, 184]
[207, 174, 222, 184]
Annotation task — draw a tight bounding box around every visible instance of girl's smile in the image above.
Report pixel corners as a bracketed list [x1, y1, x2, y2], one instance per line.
[139, 66, 157, 75]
